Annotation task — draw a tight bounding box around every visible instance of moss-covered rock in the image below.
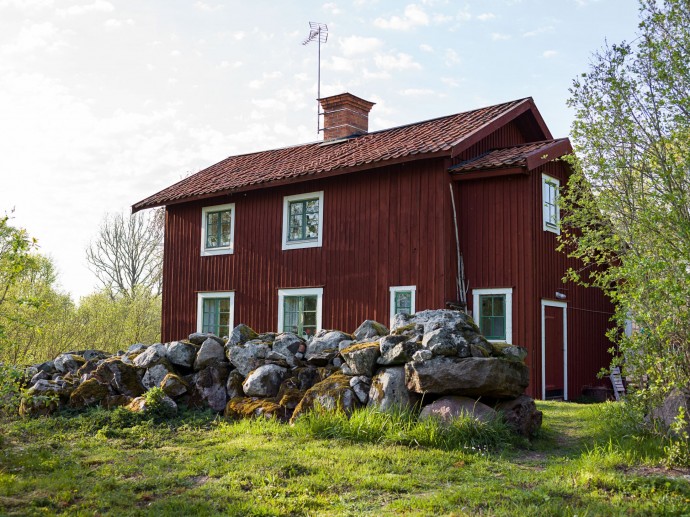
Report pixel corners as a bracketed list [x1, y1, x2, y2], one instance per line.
[18, 380, 71, 417]
[353, 320, 389, 341]
[92, 358, 145, 398]
[69, 378, 110, 408]
[224, 397, 286, 421]
[290, 373, 361, 423]
[160, 373, 189, 398]
[54, 353, 86, 374]
[340, 341, 380, 376]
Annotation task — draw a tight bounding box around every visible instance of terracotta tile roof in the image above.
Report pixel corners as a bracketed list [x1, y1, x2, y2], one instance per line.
[133, 97, 533, 211]
[449, 139, 571, 173]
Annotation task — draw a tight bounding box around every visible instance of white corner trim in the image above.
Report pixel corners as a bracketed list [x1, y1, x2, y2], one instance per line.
[389, 285, 416, 327]
[277, 287, 324, 333]
[201, 202, 236, 256]
[196, 291, 235, 333]
[281, 191, 324, 250]
[540, 299, 568, 401]
[541, 174, 560, 235]
[472, 287, 513, 343]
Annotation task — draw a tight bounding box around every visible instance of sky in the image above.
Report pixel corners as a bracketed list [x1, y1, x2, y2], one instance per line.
[0, 0, 641, 301]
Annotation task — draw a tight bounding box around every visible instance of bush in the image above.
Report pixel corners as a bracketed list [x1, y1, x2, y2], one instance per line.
[0, 363, 24, 419]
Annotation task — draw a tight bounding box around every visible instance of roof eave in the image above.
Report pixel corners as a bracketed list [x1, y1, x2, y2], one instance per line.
[524, 138, 572, 170]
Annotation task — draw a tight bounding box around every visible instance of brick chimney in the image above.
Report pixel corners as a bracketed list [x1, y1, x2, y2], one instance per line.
[319, 93, 375, 141]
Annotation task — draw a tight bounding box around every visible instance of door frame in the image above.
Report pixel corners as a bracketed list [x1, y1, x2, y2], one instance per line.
[541, 299, 568, 400]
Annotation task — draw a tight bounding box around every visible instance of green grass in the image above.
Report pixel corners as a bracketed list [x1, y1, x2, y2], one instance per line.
[1, 401, 689, 516]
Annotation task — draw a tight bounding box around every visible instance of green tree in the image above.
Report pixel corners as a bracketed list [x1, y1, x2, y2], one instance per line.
[562, 0, 690, 408]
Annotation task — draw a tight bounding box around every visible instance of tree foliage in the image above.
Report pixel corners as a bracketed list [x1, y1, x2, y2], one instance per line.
[561, 0, 690, 405]
[86, 209, 164, 298]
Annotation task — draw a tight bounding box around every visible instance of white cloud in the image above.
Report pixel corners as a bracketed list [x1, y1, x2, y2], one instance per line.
[104, 18, 134, 29]
[374, 52, 422, 71]
[456, 9, 472, 21]
[399, 88, 435, 96]
[323, 55, 356, 72]
[322, 2, 341, 15]
[432, 13, 453, 23]
[419, 43, 433, 52]
[542, 49, 558, 58]
[57, 0, 113, 17]
[340, 35, 382, 57]
[252, 98, 286, 111]
[218, 60, 242, 69]
[444, 48, 461, 66]
[523, 25, 555, 37]
[374, 4, 429, 30]
[233, 31, 245, 41]
[476, 12, 495, 21]
[1, 22, 66, 54]
[193, 1, 221, 11]
[170, 49, 181, 57]
[491, 32, 511, 41]
[441, 77, 461, 87]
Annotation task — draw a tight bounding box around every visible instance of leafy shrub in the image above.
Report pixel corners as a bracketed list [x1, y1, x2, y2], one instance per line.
[0, 363, 24, 419]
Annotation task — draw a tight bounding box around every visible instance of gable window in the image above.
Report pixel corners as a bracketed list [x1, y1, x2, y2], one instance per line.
[277, 287, 323, 339]
[197, 291, 235, 338]
[472, 288, 513, 343]
[542, 174, 560, 234]
[389, 285, 416, 326]
[201, 203, 235, 256]
[282, 191, 324, 250]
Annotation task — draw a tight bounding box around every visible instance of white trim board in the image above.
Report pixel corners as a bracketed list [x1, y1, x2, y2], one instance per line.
[200, 202, 236, 256]
[196, 291, 235, 334]
[281, 191, 324, 250]
[472, 287, 513, 343]
[389, 285, 416, 327]
[541, 299, 568, 401]
[277, 287, 324, 334]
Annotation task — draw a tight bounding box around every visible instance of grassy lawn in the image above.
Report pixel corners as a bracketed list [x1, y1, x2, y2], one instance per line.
[1, 401, 689, 516]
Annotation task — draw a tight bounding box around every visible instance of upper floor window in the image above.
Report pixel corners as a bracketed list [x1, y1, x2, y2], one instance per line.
[389, 285, 416, 326]
[472, 288, 513, 343]
[282, 191, 324, 250]
[277, 287, 323, 339]
[197, 291, 234, 338]
[201, 203, 235, 256]
[542, 174, 560, 234]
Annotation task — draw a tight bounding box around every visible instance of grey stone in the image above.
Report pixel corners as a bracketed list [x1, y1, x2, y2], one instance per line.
[273, 332, 305, 367]
[226, 324, 259, 347]
[377, 335, 421, 365]
[290, 373, 361, 423]
[405, 357, 529, 399]
[419, 396, 497, 424]
[495, 395, 543, 437]
[54, 353, 85, 374]
[412, 349, 432, 362]
[142, 363, 171, 390]
[92, 359, 145, 398]
[368, 366, 419, 411]
[133, 343, 167, 368]
[306, 331, 352, 361]
[166, 341, 198, 368]
[29, 370, 51, 386]
[191, 364, 230, 412]
[349, 375, 371, 405]
[341, 342, 380, 377]
[652, 389, 690, 436]
[393, 309, 477, 335]
[226, 340, 270, 376]
[161, 373, 188, 398]
[35, 360, 55, 374]
[338, 339, 354, 352]
[189, 332, 225, 346]
[353, 320, 389, 341]
[242, 364, 288, 398]
[194, 338, 226, 371]
[502, 345, 528, 363]
[127, 343, 147, 354]
[341, 364, 353, 375]
[19, 380, 71, 416]
[226, 369, 245, 399]
[127, 393, 177, 415]
[422, 328, 471, 357]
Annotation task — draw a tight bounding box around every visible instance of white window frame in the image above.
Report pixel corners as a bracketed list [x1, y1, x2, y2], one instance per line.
[472, 288, 513, 343]
[196, 291, 235, 335]
[201, 202, 236, 256]
[542, 174, 560, 234]
[389, 285, 416, 326]
[277, 287, 323, 335]
[281, 191, 324, 250]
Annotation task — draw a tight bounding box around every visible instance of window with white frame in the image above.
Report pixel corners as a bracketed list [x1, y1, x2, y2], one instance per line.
[472, 288, 512, 343]
[389, 285, 416, 325]
[277, 287, 323, 339]
[542, 174, 560, 234]
[201, 203, 235, 256]
[197, 291, 235, 337]
[282, 191, 324, 250]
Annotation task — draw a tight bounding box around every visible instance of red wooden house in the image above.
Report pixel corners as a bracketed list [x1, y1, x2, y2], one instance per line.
[133, 93, 613, 400]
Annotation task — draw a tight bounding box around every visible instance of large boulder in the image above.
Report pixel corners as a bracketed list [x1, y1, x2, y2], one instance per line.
[160, 373, 189, 398]
[189, 332, 225, 346]
[92, 358, 145, 398]
[377, 335, 421, 365]
[190, 364, 230, 412]
[422, 328, 471, 357]
[242, 364, 288, 398]
[19, 379, 72, 416]
[290, 373, 361, 423]
[419, 396, 498, 424]
[133, 343, 168, 369]
[405, 356, 529, 399]
[305, 331, 351, 362]
[166, 341, 198, 369]
[78, 350, 111, 362]
[368, 367, 419, 411]
[142, 363, 172, 390]
[54, 353, 86, 375]
[272, 333, 305, 367]
[226, 324, 258, 347]
[393, 309, 478, 335]
[194, 338, 226, 371]
[353, 320, 389, 341]
[69, 378, 110, 408]
[226, 370, 245, 399]
[226, 340, 270, 376]
[495, 395, 543, 437]
[340, 342, 380, 377]
[651, 389, 690, 436]
[127, 393, 177, 415]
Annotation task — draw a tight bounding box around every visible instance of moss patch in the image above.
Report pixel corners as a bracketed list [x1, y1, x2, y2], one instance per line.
[224, 397, 286, 421]
[341, 341, 379, 355]
[69, 379, 110, 409]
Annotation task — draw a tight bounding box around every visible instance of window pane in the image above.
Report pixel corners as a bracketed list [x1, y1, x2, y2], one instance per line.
[479, 295, 506, 340]
[492, 296, 504, 316]
[290, 201, 303, 215]
[303, 296, 317, 311]
[481, 296, 493, 317]
[395, 291, 412, 314]
[305, 199, 319, 213]
[303, 311, 317, 326]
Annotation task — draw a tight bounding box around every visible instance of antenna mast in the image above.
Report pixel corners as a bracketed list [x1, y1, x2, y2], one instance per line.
[302, 22, 328, 134]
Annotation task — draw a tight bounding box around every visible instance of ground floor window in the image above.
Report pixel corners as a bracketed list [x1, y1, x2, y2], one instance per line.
[197, 291, 234, 337]
[389, 285, 416, 325]
[472, 288, 512, 343]
[277, 287, 323, 339]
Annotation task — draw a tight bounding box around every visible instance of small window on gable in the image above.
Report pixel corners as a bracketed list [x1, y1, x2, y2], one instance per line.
[472, 288, 513, 343]
[389, 285, 416, 326]
[197, 291, 234, 338]
[277, 287, 323, 339]
[542, 174, 560, 234]
[201, 203, 235, 256]
[282, 191, 324, 250]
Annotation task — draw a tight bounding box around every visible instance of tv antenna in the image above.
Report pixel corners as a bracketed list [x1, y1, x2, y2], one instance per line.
[302, 22, 328, 134]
